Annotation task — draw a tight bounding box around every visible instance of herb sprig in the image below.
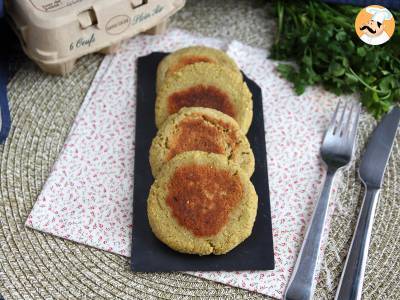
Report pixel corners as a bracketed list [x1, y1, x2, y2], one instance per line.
[270, 0, 400, 118]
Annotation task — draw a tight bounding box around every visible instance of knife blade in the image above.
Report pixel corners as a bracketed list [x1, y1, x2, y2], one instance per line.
[359, 106, 400, 188]
[335, 106, 400, 300]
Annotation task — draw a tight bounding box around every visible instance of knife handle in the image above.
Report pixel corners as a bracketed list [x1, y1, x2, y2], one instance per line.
[284, 169, 336, 300]
[335, 187, 380, 300]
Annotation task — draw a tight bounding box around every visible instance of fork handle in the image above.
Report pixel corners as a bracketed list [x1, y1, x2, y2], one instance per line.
[335, 187, 380, 300]
[284, 169, 336, 300]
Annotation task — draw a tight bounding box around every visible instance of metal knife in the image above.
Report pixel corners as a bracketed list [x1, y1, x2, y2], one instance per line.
[335, 106, 400, 300]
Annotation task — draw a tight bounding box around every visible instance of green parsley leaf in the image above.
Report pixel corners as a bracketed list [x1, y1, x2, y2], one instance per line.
[270, 0, 400, 118]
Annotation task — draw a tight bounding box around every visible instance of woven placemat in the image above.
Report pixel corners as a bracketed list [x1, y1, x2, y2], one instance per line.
[1, 1, 399, 299]
[315, 117, 400, 299]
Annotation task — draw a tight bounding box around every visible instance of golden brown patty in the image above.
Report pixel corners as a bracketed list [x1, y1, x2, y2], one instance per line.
[155, 62, 253, 133]
[147, 151, 258, 255]
[156, 46, 241, 91]
[149, 107, 254, 178]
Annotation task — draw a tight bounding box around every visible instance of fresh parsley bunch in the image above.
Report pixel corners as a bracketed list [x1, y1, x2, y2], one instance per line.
[270, 0, 400, 118]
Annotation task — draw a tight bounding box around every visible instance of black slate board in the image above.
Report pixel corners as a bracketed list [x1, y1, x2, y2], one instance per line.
[131, 52, 274, 272]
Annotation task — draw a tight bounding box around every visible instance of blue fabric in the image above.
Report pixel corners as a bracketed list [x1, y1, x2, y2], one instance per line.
[0, 0, 3, 18]
[0, 0, 11, 144]
[0, 58, 10, 144]
[323, 0, 400, 10]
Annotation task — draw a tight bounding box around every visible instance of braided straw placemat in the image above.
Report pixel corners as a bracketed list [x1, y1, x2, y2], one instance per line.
[1, 1, 399, 299]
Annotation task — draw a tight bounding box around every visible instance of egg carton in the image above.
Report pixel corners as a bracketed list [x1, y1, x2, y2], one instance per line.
[6, 0, 185, 75]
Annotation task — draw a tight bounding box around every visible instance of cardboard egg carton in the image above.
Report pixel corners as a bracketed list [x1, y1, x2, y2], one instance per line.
[6, 0, 185, 75]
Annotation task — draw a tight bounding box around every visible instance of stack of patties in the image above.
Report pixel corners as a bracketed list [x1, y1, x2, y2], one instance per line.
[147, 46, 258, 255]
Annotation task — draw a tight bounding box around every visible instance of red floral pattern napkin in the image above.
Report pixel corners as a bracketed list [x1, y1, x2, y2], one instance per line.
[26, 29, 350, 299]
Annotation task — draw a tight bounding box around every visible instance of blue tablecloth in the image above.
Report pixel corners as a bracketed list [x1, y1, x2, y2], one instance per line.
[323, 0, 400, 10]
[0, 0, 11, 144]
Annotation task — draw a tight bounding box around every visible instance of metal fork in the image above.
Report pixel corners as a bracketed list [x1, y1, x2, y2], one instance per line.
[284, 101, 361, 300]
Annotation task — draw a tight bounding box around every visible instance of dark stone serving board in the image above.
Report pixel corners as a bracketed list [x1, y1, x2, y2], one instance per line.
[131, 52, 274, 272]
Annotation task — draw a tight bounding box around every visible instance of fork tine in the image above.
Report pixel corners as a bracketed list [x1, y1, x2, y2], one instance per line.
[327, 100, 341, 134]
[342, 102, 355, 136]
[337, 101, 348, 136]
[347, 103, 361, 142]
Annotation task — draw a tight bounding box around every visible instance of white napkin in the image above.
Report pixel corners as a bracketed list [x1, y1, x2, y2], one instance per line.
[26, 29, 350, 299]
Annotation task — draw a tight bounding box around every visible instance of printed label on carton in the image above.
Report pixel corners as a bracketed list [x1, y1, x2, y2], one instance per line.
[30, 0, 83, 12]
[69, 33, 96, 51]
[106, 15, 131, 35]
[131, 5, 164, 26]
